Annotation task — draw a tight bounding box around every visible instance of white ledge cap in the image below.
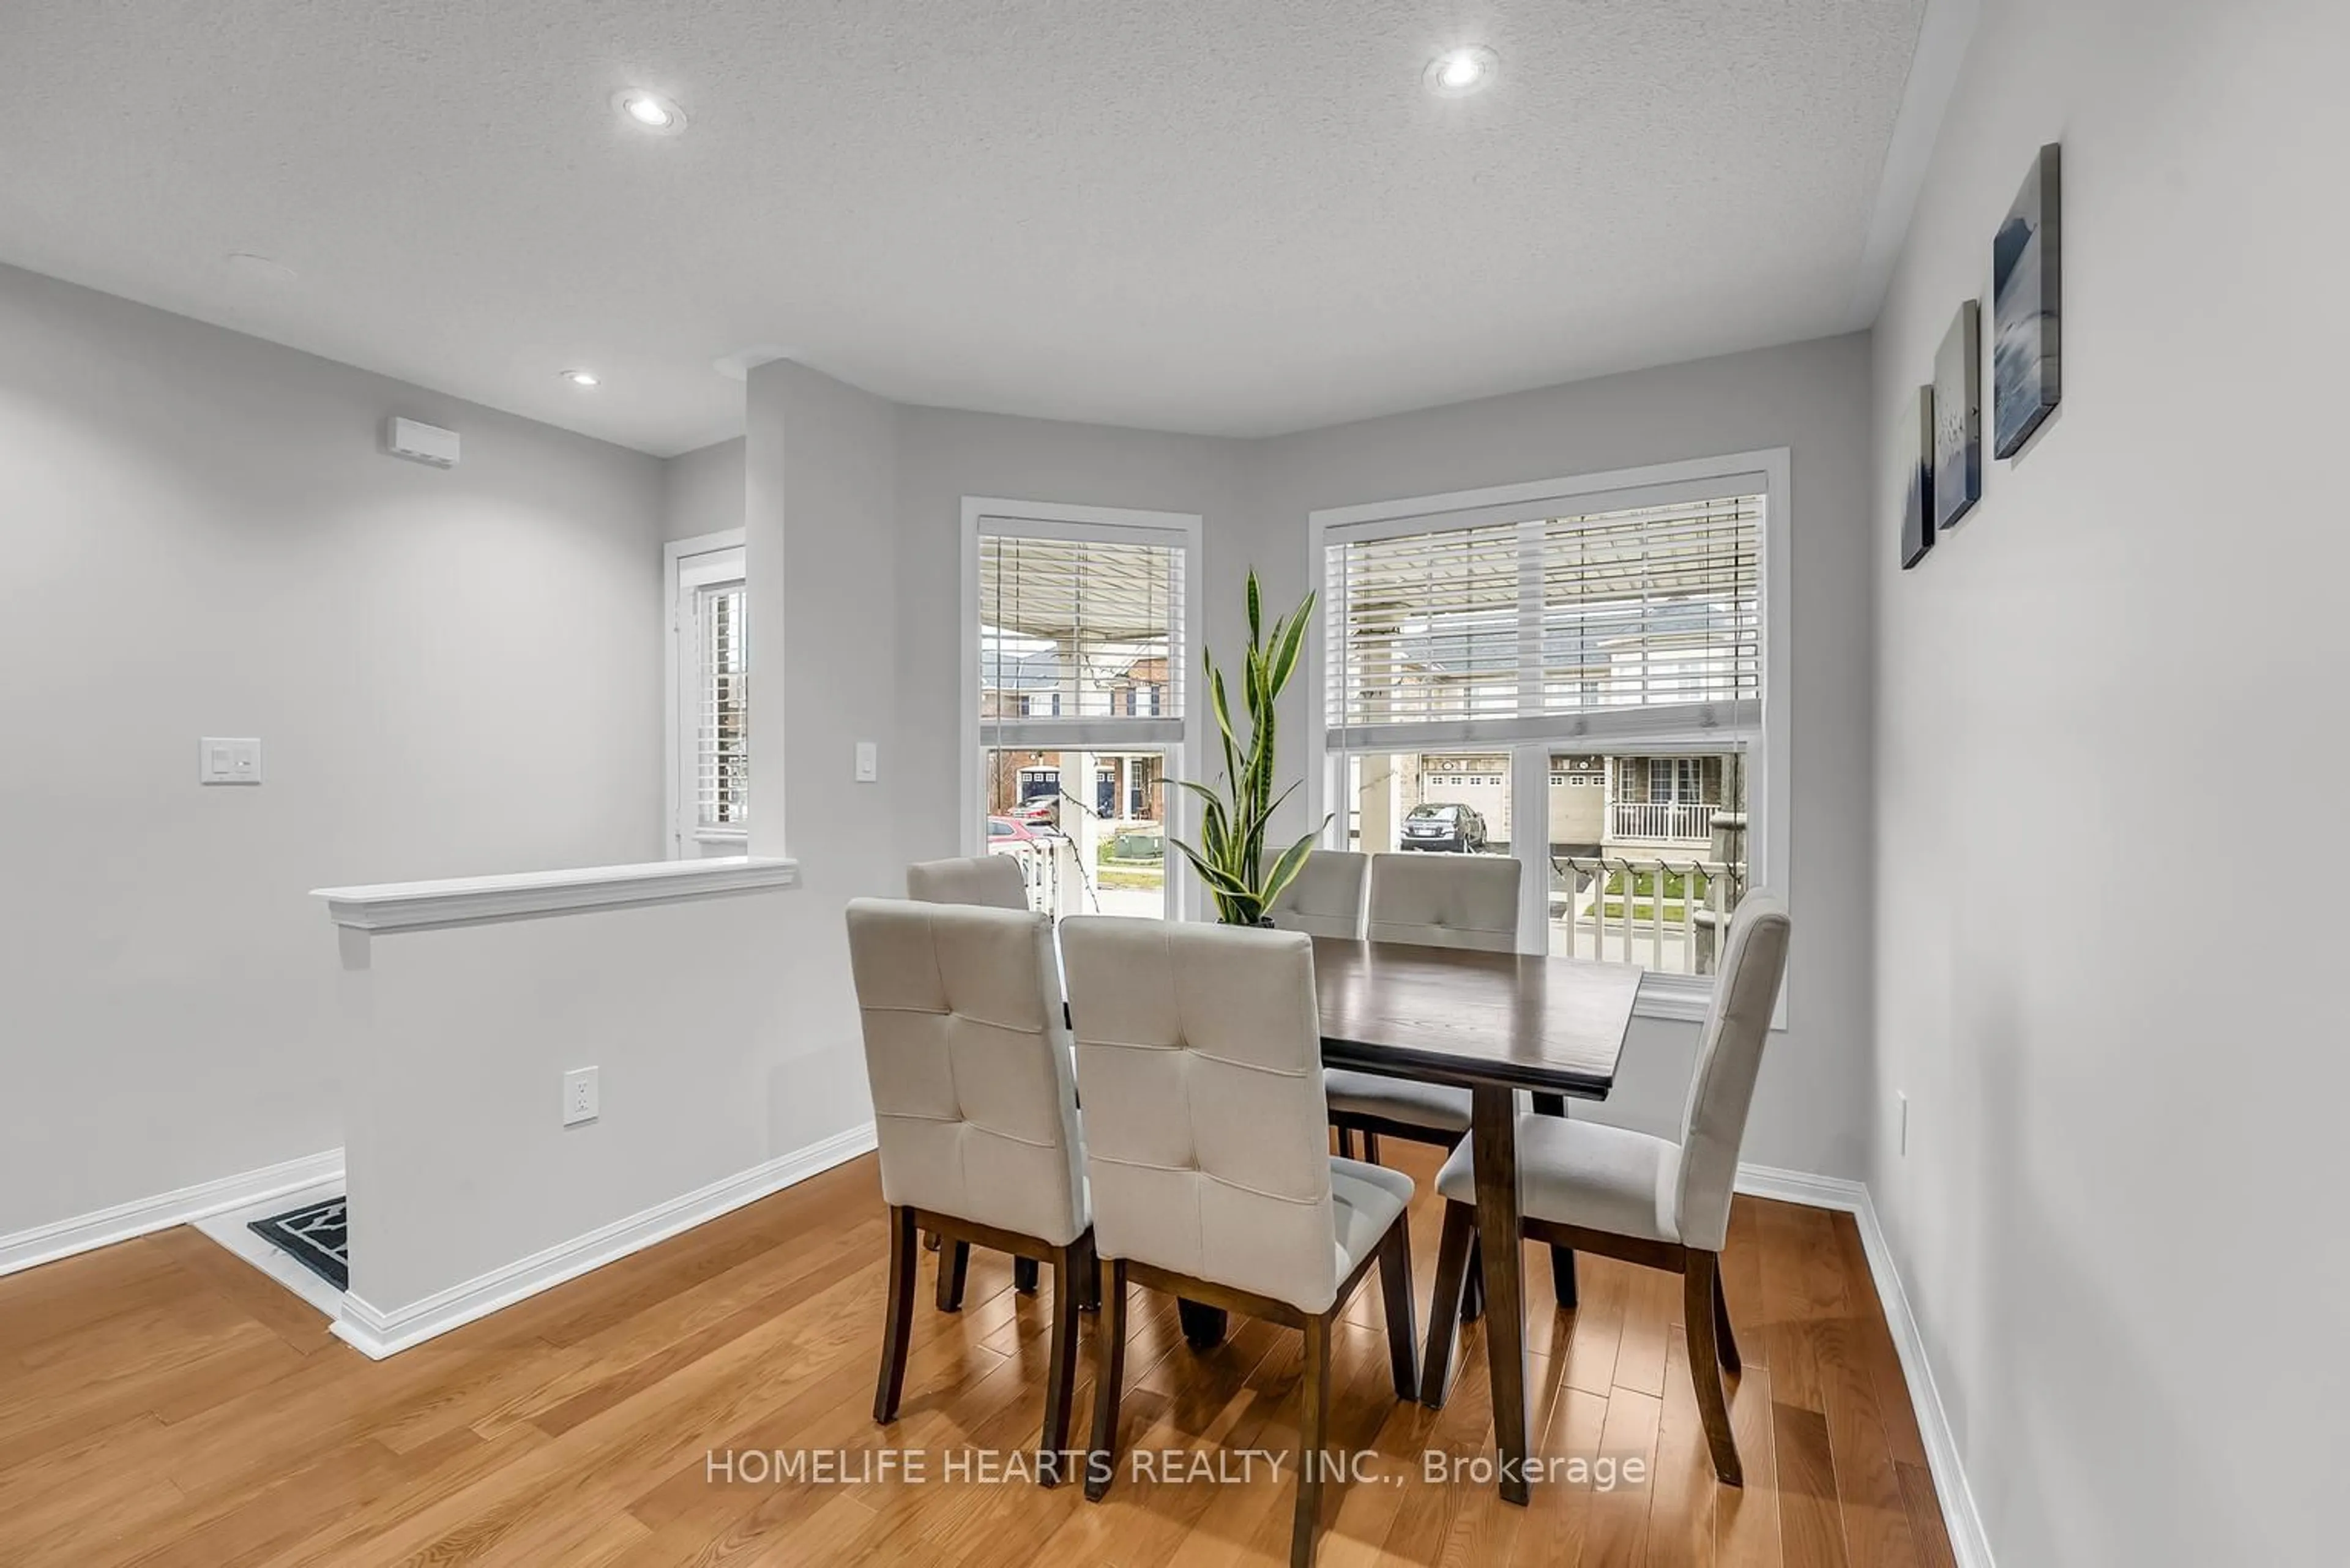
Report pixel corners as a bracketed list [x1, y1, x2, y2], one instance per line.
[313, 856, 800, 933]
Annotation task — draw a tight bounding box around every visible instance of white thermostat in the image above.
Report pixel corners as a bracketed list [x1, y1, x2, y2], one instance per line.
[386, 417, 460, 468]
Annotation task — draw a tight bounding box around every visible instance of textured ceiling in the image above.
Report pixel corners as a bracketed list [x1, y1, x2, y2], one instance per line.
[0, 1, 1927, 455]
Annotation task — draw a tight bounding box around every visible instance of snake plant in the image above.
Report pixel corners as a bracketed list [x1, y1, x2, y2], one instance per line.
[1173, 570, 1329, 925]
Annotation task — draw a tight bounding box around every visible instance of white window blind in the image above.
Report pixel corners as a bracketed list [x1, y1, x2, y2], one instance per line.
[978, 526, 1186, 749]
[693, 583, 748, 829]
[1325, 492, 1762, 750]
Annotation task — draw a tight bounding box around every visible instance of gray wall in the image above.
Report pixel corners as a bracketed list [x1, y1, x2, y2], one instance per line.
[663, 435, 744, 542]
[742, 360, 905, 1152]
[1868, 1, 2348, 1561]
[0, 263, 667, 1239]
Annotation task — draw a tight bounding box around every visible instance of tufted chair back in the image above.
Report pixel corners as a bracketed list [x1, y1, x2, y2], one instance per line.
[1266, 850, 1368, 940]
[1671, 892, 1791, 1251]
[1059, 917, 1346, 1313]
[845, 897, 1086, 1247]
[905, 854, 1029, 911]
[1366, 852, 1520, 953]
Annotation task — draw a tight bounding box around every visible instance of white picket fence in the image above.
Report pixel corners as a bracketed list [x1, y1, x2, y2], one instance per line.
[1550, 856, 1742, 975]
[1607, 801, 1719, 843]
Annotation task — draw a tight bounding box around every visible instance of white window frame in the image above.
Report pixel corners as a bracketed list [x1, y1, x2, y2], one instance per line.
[665, 529, 748, 858]
[958, 497, 1206, 921]
[1305, 449, 1791, 1026]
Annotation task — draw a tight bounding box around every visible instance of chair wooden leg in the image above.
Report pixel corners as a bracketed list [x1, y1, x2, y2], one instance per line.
[1178, 1299, 1229, 1348]
[1014, 1256, 1040, 1294]
[1712, 1265, 1741, 1374]
[1362, 1130, 1382, 1163]
[1084, 1257, 1128, 1501]
[1376, 1218, 1418, 1403]
[1292, 1315, 1332, 1568]
[1462, 1236, 1485, 1323]
[1420, 1200, 1477, 1407]
[873, 1206, 918, 1423]
[1526, 1096, 1576, 1307]
[1039, 1238, 1086, 1487]
[936, 1239, 971, 1312]
[1682, 1250, 1742, 1486]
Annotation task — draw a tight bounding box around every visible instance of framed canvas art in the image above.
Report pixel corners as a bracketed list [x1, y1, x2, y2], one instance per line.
[1933, 299, 1981, 531]
[1993, 142, 2062, 457]
[1901, 384, 1936, 569]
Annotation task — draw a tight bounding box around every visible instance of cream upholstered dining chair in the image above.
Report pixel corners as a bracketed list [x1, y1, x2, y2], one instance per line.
[906, 853, 1028, 909]
[845, 897, 1094, 1486]
[1061, 917, 1417, 1568]
[1325, 852, 1524, 1162]
[1418, 892, 1792, 1487]
[1266, 849, 1368, 939]
[1325, 851, 1528, 1318]
[1363, 850, 1520, 950]
[906, 851, 1049, 1290]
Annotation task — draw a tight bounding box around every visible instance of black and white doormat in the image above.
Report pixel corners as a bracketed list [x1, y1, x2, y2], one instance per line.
[248, 1197, 348, 1291]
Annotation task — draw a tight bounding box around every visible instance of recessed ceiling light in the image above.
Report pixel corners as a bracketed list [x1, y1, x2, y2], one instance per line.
[561, 369, 602, 388]
[612, 89, 687, 135]
[1425, 46, 1499, 97]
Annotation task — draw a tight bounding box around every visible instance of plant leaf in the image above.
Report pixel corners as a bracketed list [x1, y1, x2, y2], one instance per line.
[1267, 597, 1313, 696]
[1176, 840, 1254, 900]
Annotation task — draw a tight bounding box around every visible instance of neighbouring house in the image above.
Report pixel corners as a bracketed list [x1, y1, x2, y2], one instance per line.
[979, 645, 1168, 828]
[1356, 752, 1743, 857]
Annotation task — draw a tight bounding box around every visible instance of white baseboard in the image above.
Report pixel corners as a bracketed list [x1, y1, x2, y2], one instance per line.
[0, 1148, 346, 1279]
[1737, 1162, 1995, 1568]
[334, 1121, 878, 1359]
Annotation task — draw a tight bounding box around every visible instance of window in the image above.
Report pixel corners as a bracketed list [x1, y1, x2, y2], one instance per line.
[1325, 493, 1760, 741]
[963, 500, 1202, 920]
[666, 533, 748, 857]
[1647, 757, 1706, 803]
[1311, 454, 1786, 1021]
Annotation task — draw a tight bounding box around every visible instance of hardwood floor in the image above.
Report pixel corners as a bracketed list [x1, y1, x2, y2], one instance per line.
[0, 1146, 1955, 1567]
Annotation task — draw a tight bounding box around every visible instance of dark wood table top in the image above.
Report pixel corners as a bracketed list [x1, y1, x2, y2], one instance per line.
[1311, 936, 1643, 1099]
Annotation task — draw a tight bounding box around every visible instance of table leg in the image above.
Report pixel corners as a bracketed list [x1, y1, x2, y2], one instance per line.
[1177, 1298, 1229, 1348]
[1471, 1083, 1530, 1506]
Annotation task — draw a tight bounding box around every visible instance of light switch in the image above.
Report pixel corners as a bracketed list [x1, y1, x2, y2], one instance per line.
[200, 737, 263, 785]
[854, 741, 879, 783]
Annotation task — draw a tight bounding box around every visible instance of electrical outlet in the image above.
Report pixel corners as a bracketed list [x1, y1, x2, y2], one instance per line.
[1897, 1091, 1909, 1156]
[563, 1067, 600, 1127]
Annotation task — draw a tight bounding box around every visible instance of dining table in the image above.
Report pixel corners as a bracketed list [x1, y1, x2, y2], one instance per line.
[1171, 935, 1644, 1508]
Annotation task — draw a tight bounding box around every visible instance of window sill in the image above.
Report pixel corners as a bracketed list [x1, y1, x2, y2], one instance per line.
[691, 827, 751, 846]
[1629, 969, 1789, 1031]
[314, 856, 799, 933]
[1632, 973, 1714, 1025]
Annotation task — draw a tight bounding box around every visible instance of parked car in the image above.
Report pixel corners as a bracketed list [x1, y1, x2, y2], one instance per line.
[987, 814, 1048, 849]
[1008, 796, 1059, 826]
[1398, 802, 1490, 853]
